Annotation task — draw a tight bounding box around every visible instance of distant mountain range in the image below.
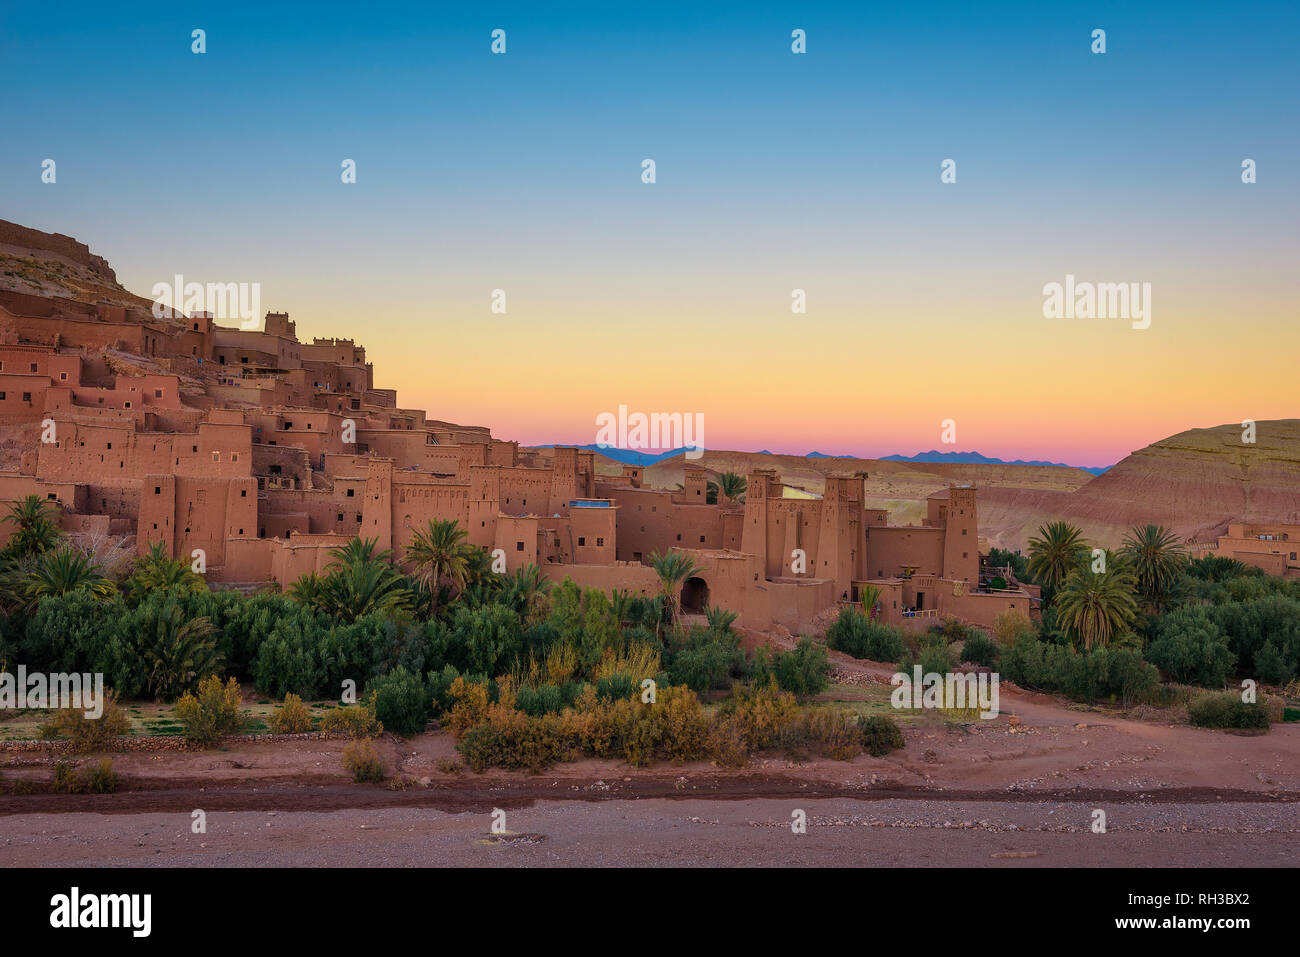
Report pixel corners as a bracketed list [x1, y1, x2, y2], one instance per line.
[535, 444, 693, 466]
[536, 444, 1109, 474]
[879, 450, 1109, 475]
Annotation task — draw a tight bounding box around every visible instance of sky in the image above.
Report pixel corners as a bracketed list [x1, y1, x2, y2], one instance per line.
[1, 0, 1296, 468]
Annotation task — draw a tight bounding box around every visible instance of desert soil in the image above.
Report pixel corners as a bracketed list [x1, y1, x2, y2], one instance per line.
[1, 651, 1297, 867]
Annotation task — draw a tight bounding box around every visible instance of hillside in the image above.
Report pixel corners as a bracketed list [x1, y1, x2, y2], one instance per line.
[977, 420, 1300, 550]
[0, 219, 153, 313]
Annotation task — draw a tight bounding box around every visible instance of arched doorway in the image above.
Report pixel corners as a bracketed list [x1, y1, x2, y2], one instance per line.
[680, 576, 710, 614]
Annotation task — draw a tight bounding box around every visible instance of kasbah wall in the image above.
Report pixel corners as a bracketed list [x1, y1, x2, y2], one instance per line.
[0, 284, 1041, 634]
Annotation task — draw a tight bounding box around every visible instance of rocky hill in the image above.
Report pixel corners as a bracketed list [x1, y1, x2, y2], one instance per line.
[0, 219, 153, 313]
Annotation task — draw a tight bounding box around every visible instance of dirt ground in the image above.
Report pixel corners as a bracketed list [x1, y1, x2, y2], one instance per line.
[1, 652, 1297, 866]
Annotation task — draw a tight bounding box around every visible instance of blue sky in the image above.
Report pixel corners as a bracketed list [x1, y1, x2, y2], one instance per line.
[1, 1, 1296, 465]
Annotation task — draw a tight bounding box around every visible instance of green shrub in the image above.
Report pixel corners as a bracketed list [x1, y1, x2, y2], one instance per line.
[999, 634, 1158, 706]
[666, 626, 743, 693]
[365, 667, 429, 735]
[173, 675, 246, 746]
[825, 608, 905, 662]
[960, 631, 999, 668]
[1188, 692, 1270, 730]
[751, 638, 830, 698]
[1147, 610, 1236, 687]
[858, 715, 905, 756]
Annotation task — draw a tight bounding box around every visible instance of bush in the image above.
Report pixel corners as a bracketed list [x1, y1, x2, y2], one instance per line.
[173, 676, 245, 746]
[52, 758, 118, 794]
[319, 701, 383, 738]
[859, 715, 905, 756]
[797, 708, 863, 761]
[1147, 610, 1236, 687]
[825, 608, 904, 662]
[40, 693, 132, 752]
[665, 626, 744, 693]
[80, 758, 119, 793]
[1188, 692, 1270, 730]
[899, 637, 956, 678]
[342, 739, 386, 782]
[751, 638, 830, 699]
[960, 631, 999, 668]
[365, 667, 429, 735]
[999, 634, 1159, 706]
[267, 693, 313, 734]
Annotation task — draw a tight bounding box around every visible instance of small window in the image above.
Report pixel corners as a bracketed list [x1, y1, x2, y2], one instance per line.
[60, 372, 68, 381]
[516, 541, 524, 551]
[346, 488, 355, 497]
[29, 363, 37, 372]
[154, 389, 162, 398]
[212, 451, 220, 463]
[22, 392, 31, 402]
[124, 401, 131, 409]
[154, 486, 162, 494]
[337, 513, 344, 522]
[240, 489, 247, 497]
[578, 537, 586, 546]
[596, 537, 604, 547]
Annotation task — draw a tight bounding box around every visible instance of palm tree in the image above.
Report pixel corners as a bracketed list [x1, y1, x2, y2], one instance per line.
[716, 472, 747, 504]
[3, 495, 61, 558]
[139, 602, 222, 700]
[1054, 564, 1139, 649]
[320, 537, 410, 623]
[403, 519, 472, 615]
[705, 605, 738, 635]
[128, 541, 207, 596]
[1120, 524, 1186, 609]
[287, 571, 327, 611]
[500, 563, 552, 621]
[648, 550, 699, 624]
[858, 583, 883, 619]
[25, 546, 114, 606]
[1027, 521, 1089, 596]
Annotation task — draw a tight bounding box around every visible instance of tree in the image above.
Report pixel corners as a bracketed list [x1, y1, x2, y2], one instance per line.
[25, 547, 114, 607]
[139, 602, 222, 700]
[705, 605, 738, 635]
[716, 472, 747, 504]
[319, 537, 410, 623]
[3, 495, 61, 558]
[499, 564, 552, 622]
[126, 541, 207, 598]
[1027, 521, 1089, 596]
[648, 550, 699, 625]
[1120, 524, 1186, 610]
[403, 519, 472, 616]
[1054, 564, 1139, 649]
